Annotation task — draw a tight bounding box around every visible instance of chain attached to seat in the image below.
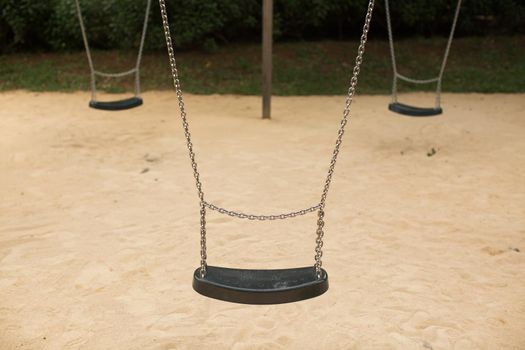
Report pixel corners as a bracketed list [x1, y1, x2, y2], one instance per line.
[385, 0, 462, 109]
[75, 0, 152, 102]
[159, 0, 375, 278]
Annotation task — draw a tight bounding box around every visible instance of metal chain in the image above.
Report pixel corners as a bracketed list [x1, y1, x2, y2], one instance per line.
[74, 0, 96, 100]
[158, 0, 376, 278]
[74, 0, 151, 101]
[204, 201, 321, 221]
[385, 0, 462, 108]
[435, 0, 462, 108]
[318, 0, 374, 209]
[314, 209, 325, 277]
[314, 0, 375, 275]
[135, 0, 153, 96]
[158, 0, 205, 203]
[159, 0, 209, 275]
[94, 68, 137, 78]
[199, 203, 207, 277]
[384, 0, 397, 103]
[396, 73, 439, 85]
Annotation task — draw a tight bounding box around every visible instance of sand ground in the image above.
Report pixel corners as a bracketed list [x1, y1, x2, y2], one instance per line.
[0, 91, 524, 349]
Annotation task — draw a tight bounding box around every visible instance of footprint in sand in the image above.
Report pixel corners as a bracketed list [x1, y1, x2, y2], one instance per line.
[144, 153, 162, 163]
[481, 246, 505, 256]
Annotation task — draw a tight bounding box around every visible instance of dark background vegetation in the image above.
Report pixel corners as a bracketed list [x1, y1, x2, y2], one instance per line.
[1, 0, 524, 94]
[1, 0, 524, 52]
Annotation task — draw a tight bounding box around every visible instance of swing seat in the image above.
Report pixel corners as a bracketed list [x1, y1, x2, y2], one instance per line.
[389, 102, 442, 117]
[89, 97, 143, 111]
[193, 266, 329, 304]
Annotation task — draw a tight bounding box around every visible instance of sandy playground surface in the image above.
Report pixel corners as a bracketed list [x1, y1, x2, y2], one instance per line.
[0, 91, 524, 349]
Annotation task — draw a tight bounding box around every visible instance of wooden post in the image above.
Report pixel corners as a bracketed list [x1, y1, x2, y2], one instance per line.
[262, 0, 273, 119]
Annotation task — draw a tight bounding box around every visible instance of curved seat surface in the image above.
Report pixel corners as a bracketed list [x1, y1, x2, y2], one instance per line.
[389, 102, 442, 117]
[89, 97, 143, 111]
[193, 265, 329, 304]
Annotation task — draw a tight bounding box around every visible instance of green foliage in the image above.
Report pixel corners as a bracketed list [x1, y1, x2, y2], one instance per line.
[375, 0, 525, 37]
[47, 0, 83, 50]
[48, 0, 157, 50]
[164, 0, 259, 48]
[1, 37, 524, 94]
[1, 0, 53, 49]
[0, 0, 524, 52]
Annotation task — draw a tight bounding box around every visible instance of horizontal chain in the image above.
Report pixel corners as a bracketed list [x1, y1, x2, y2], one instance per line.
[395, 73, 439, 84]
[94, 68, 138, 78]
[203, 201, 321, 221]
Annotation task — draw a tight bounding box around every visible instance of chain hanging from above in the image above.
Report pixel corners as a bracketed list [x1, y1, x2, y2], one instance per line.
[158, 0, 375, 278]
[74, 0, 152, 109]
[385, 0, 462, 111]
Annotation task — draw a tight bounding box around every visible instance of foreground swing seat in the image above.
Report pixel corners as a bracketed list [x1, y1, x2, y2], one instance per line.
[159, 0, 375, 304]
[388, 102, 442, 117]
[89, 96, 143, 111]
[193, 266, 329, 304]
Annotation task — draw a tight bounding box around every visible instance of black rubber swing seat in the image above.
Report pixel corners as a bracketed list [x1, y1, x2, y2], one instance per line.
[193, 266, 329, 304]
[89, 97, 143, 111]
[389, 102, 442, 117]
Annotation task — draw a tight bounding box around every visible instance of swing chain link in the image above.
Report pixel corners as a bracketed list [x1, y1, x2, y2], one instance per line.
[159, 0, 205, 203]
[159, 0, 375, 278]
[75, 0, 151, 100]
[160, 0, 209, 276]
[319, 0, 374, 210]
[199, 202, 207, 277]
[203, 201, 321, 221]
[314, 0, 375, 274]
[314, 209, 325, 278]
[385, 0, 462, 108]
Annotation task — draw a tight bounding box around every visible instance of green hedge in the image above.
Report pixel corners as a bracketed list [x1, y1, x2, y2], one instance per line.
[1, 0, 524, 52]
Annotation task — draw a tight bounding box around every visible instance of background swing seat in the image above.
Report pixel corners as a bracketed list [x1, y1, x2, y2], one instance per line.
[193, 266, 329, 304]
[89, 97, 143, 111]
[388, 102, 442, 117]
[75, 0, 151, 111]
[385, 0, 461, 117]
